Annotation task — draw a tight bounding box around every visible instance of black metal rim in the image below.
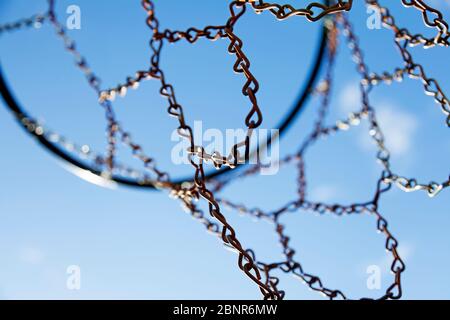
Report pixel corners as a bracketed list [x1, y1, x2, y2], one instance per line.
[0, 19, 329, 190]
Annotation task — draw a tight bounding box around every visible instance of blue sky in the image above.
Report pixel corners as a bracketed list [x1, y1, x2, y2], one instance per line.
[0, 0, 449, 299]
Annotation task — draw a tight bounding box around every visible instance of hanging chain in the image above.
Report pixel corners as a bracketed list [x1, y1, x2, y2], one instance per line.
[140, 0, 284, 300]
[247, 0, 353, 22]
[1, 0, 448, 300]
[398, 0, 450, 47]
[366, 0, 450, 197]
[0, 14, 46, 34]
[216, 14, 406, 299]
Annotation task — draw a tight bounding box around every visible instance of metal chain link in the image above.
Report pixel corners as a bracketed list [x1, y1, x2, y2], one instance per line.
[399, 0, 450, 47]
[139, 0, 285, 299]
[217, 16, 405, 299]
[46, 0, 174, 186]
[247, 0, 353, 22]
[1, 0, 448, 300]
[98, 0, 353, 101]
[366, 0, 450, 197]
[0, 13, 47, 35]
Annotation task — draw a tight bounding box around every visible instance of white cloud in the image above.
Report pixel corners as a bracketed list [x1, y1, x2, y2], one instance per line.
[19, 247, 45, 265]
[339, 82, 361, 115]
[360, 103, 418, 157]
[310, 185, 339, 202]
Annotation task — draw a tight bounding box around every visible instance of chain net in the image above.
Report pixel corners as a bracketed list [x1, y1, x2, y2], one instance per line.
[1, 0, 449, 300]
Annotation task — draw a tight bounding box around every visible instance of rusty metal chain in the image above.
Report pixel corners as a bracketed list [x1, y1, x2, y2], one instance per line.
[1, 0, 448, 300]
[247, 0, 353, 22]
[20, 117, 150, 182]
[46, 0, 173, 186]
[0, 13, 46, 35]
[47, 0, 119, 176]
[366, 0, 450, 197]
[217, 16, 405, 299]
[140, 0, 283, 300]
[98, 0, 353, 102]
[99, 1, 354, 171]
[399, 0, 450, 47]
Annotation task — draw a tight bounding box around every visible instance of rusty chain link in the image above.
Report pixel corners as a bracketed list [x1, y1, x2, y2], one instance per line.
[365, 0, 450, 197]
[138, 0, 283, 299]
[399, 0, 450, 47]
[246, 0, 353, 22]
[0, 13, 46, 34]
[216, 15, 406, 299]
[1, 0, 449, 299]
